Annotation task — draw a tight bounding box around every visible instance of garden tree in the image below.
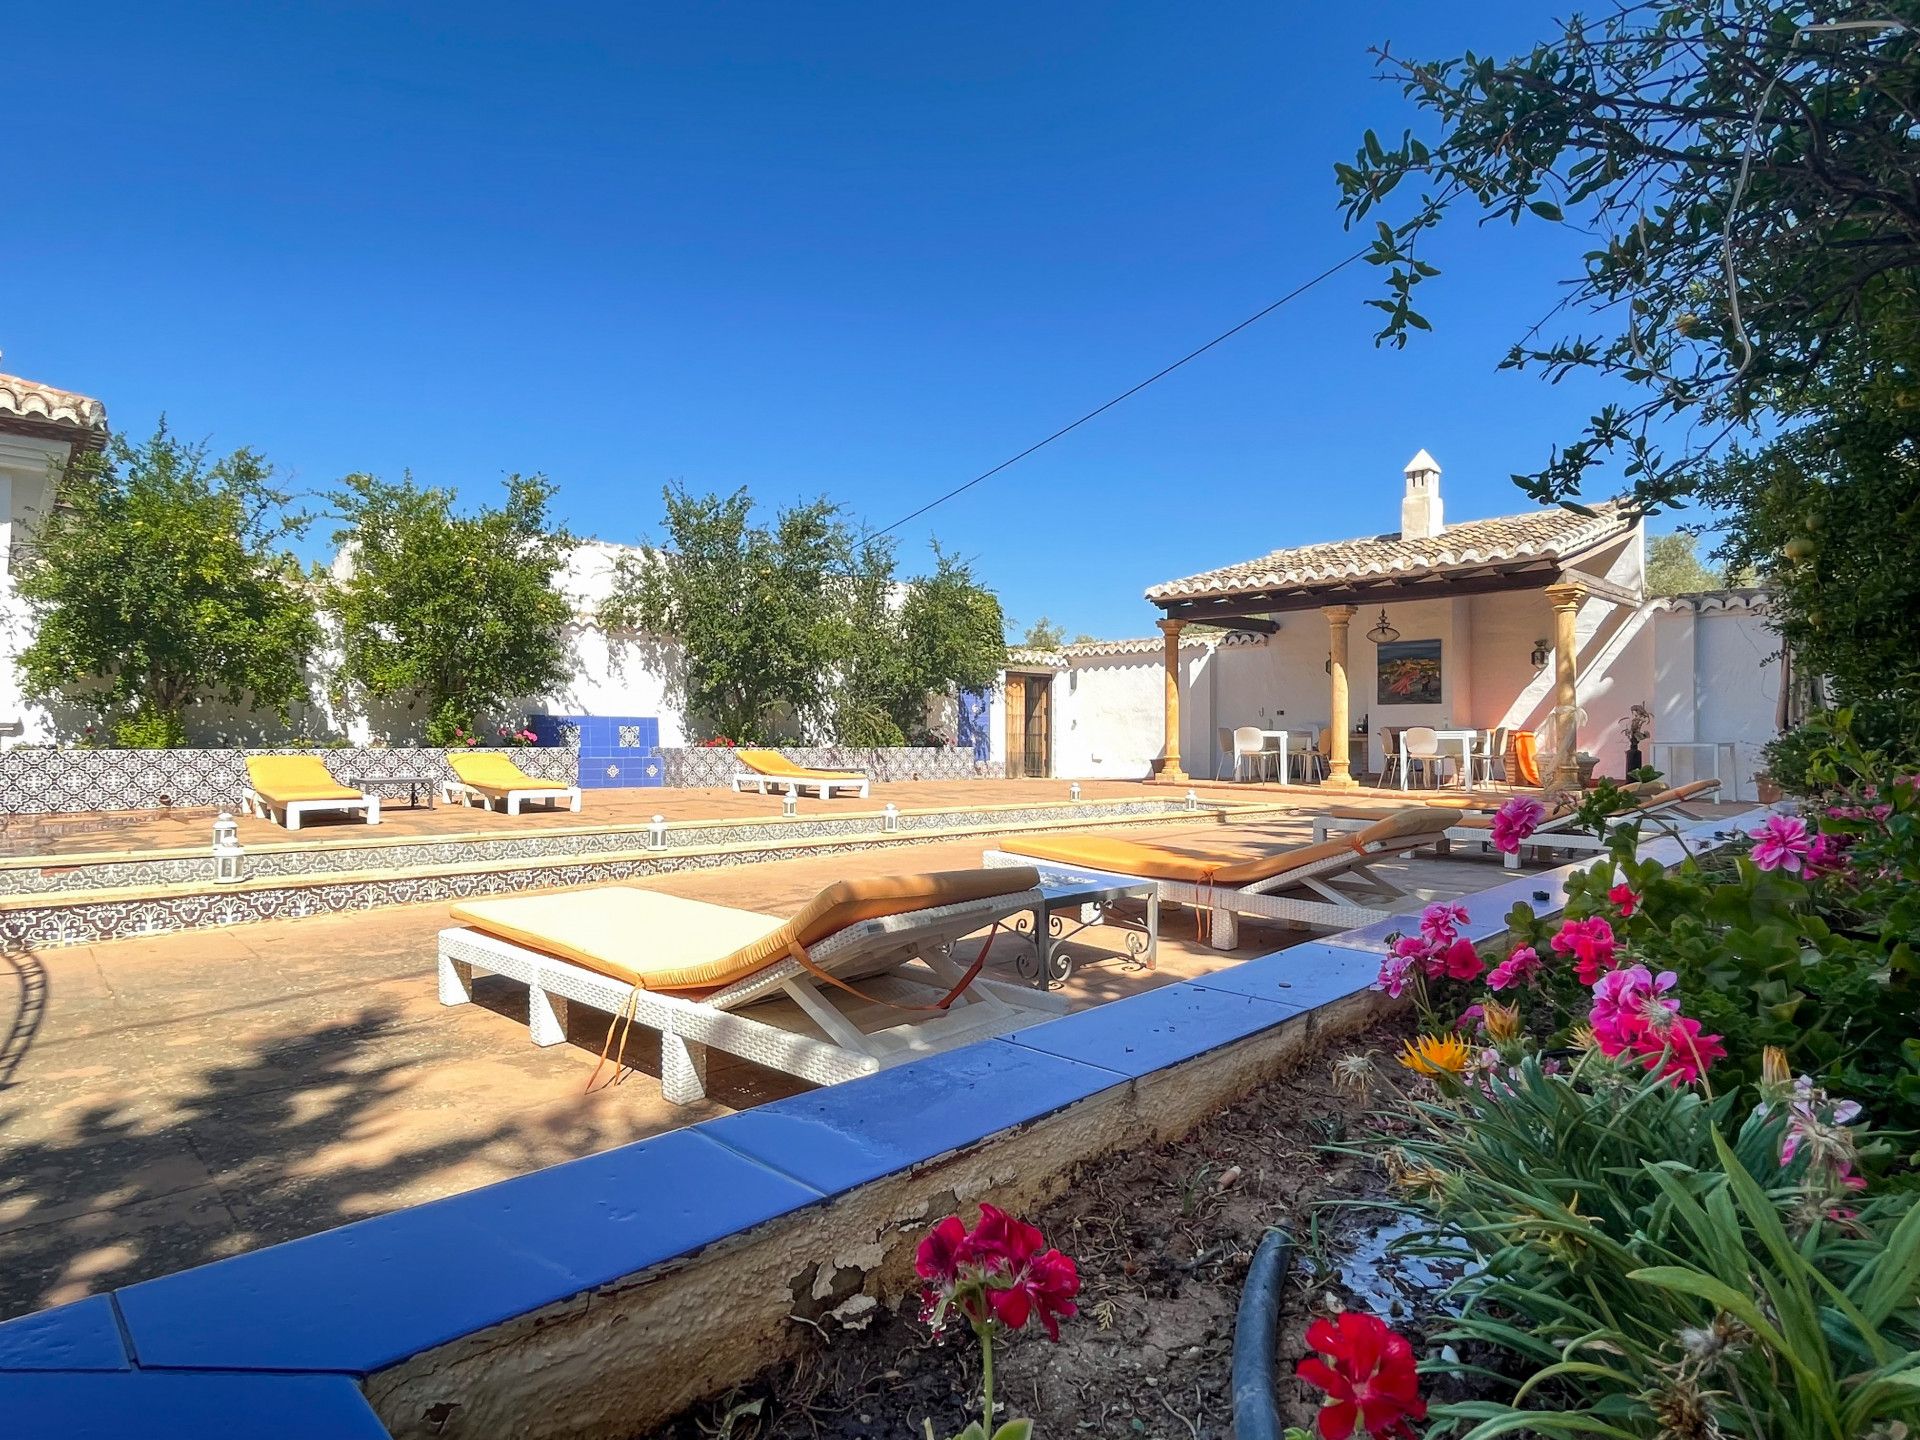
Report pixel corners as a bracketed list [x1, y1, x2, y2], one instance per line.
[894, 544, 1006, 736]
[601, 486, 847, 743]
[1700, 412, 1920, 704]
[1643, 532, 1725, 596]
[604, 486, 1006, 744]
[328, 471, 573, 743]
[1339, 1, 1920, 513]
[13, 422, 319, 746]
[1019, 616, 1066, 650]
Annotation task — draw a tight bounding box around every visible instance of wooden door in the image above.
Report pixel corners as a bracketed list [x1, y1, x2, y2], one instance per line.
[1022, 678, 1052, 778]
[1003, 675, 1026, 778]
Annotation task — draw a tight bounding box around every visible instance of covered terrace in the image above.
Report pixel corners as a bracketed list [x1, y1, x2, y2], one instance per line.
[1140, 452, 1645, 790]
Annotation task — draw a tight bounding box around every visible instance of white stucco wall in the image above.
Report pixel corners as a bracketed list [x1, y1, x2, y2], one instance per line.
[1, 432, 82, 742]
[1650, 598, 1778, 800]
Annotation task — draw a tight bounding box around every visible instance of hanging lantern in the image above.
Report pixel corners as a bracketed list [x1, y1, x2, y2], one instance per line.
[1530, 638, 1551, 668]
[1365, 609, 1400, 644]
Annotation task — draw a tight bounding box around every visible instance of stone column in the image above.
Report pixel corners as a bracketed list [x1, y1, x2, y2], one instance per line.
[1544, 582, 1586, 789]
[1323, 605, 1360, 789]
[1150, 618, 1189, 782]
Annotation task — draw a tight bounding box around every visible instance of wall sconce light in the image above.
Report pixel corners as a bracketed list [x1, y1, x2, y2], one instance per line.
[1365, 609, 1400, 644]
[1324, 653, 1332, 675]
[211, 811, 244, 884]
[1530, 638, 1551, 668]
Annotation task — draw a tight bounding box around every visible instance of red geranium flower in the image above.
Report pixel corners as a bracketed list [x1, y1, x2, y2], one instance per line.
[1608, 883, 1638, 918]
[915, 1204, 1078, 1340]
[1296, 1312, 1427, 1440]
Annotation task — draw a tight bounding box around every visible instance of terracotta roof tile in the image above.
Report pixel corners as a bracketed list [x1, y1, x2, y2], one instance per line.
[0, 372, 108, 436]
[1145, 503, 1632, 604]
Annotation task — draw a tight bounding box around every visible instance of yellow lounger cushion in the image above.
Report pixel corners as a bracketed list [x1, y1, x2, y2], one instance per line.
[735, 748, 864, 780]
[449, 866, 1040, 994]
[245, 756, 364, 804]
[1002, 808, 1454, 887]
[447, 751, 573, 794]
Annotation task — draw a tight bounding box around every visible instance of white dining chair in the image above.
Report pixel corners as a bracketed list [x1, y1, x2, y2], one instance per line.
[1215, 727, 1237, 781]
[1402, 726, 1455, 788]
[1232, 726, 1274, 782]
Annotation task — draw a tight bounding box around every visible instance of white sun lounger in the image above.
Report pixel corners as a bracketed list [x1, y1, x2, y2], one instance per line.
[981, 808, 1456, 950]
[240, 756, 380, 831]
[1310, 780, 1722, 868]
[438, 875, 1062, 1103]
[728, 749, 872, 799]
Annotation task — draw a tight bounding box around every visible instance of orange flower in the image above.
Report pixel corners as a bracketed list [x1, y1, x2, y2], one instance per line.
[1398, 1034, 1472, 1077]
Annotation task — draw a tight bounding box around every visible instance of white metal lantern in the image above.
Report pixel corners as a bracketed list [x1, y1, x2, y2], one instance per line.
[782, 791, 798, 818]
[212, 811, 244, 884]
[649, 815, 667, 851]
[1069, 782, 1081, 802]
[1185, 788, 1199, 811]
[882, 802, 899, 833]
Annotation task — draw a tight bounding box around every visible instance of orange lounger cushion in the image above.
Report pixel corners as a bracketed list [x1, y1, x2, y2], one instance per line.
[450, 866, 1040, 994]
[736, 748, 864, 780]
[1003, 808, 1455, 887]
[245, 756, 364, 804]
[447, 751, 573, 795]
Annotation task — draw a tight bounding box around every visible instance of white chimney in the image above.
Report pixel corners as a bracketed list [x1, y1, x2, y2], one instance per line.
[1401, 449, 1444, 540]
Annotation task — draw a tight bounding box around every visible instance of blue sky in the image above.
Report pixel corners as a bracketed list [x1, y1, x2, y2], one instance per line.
[6, 2, 1684, 640]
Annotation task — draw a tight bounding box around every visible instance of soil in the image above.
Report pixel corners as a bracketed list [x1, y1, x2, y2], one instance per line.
[638, 1022, 1415, 1440]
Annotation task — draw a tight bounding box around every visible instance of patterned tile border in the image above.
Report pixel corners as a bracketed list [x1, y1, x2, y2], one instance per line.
[0, 799, 1243, 897]
[0, 802, 1268, 949]
[0, 747, 577, 816]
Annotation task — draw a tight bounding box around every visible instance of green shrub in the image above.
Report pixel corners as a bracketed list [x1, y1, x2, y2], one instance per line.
[110, 705, 188, 749]
[1371, 1061, 1920, 1440]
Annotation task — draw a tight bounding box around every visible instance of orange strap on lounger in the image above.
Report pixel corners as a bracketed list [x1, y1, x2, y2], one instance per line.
[782, 921, 1002, 1014]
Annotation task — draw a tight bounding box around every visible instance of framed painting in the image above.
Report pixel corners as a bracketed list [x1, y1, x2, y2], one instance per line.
[1377, 639, 1442, 705]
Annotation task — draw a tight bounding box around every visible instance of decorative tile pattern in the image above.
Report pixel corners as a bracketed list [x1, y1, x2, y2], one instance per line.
[617, 725, 641, 748]
[0, 745, 578, 817]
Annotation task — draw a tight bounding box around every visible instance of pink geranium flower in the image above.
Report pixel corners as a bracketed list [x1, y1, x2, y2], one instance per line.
[1804, 832, 1852, 878]
[1550, 916, 1618, 986]
[1373, 953, 1416, 999]
[1629, 1014, 1725, 1083]
[1490, 796, 1548, 854]
[1419, 903, 1470, 946]
[1486, 945, 1541, 990]
[1750, 815, 1812, 873]
[1588, 964, 1677, 1049]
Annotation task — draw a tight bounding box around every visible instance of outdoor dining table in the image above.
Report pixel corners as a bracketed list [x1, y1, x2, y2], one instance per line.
[1398, 728, 1484, 792]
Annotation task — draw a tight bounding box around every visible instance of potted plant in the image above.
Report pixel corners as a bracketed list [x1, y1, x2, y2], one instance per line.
[1619, 702, 1651, 773]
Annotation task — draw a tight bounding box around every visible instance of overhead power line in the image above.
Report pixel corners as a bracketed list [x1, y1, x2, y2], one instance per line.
[875, 244, 1374, 537]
